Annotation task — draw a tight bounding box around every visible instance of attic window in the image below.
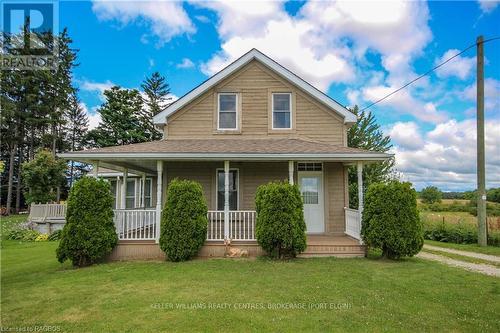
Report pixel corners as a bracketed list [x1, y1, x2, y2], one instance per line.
[218, 93, 238, 130]
[272, 93, 292, 129]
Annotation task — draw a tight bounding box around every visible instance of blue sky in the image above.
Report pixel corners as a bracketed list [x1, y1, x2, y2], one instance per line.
[59, 1, 500, 191]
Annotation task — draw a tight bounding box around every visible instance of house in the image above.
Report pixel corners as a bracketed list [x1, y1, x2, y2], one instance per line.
[60, 49, 391, 259]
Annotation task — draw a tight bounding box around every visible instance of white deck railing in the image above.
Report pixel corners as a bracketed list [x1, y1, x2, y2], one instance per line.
[29, 203, 67, 222]
[207, 210, 256, 241]
[113, 209, 157, 240]
[345, 208, 361, 241]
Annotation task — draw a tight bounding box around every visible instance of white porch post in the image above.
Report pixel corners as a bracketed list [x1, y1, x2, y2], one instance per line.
[141, 173, 146, 208]
[121, 168, 128, 209]
[224, 160, 230, 240]
[155, 161, 163, 243]
[288, 161, 294, 185]
[92, 161, 99, 178]
[357, 161, 364, 214]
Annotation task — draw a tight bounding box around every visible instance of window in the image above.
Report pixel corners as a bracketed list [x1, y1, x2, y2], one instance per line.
[272, 93, 291, 129]
[109, 180, 118, 209]
[298, 162, 323, 171]
[143, 178, 152, 208]
[300, 177, 319, 204]
[217, 170, 238, 210]
[218, 93, 238, 130]
[125, 179, 136, 209]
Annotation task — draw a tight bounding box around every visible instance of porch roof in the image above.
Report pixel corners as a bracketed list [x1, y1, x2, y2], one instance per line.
[59, 138, 392, 163]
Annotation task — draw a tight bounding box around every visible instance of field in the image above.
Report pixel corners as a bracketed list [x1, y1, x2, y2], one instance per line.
[1, 215, 500, 332]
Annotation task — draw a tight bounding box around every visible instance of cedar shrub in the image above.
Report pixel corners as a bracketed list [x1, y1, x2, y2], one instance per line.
[255, 181, 307, 259]
[160, 179, 208, 261]
[56, 177, 117, 267]
[361, 181, 423, 259]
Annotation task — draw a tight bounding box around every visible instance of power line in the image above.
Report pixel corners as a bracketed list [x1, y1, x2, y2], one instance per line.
[359, 36, 500, 112]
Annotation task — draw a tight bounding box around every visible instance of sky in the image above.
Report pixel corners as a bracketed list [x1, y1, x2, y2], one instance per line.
[58, 0, 500, 191]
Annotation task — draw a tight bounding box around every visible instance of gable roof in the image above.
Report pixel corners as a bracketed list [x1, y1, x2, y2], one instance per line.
[153, 49, 357, 126]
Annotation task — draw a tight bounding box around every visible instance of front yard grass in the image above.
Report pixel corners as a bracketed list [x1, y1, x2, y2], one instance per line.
[2, 239, 499, 332]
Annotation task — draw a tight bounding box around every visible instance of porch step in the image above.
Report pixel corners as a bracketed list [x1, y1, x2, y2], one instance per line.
[299, 244, 366, 258]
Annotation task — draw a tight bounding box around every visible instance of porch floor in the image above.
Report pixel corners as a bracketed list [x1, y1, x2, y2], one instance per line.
[111, 234, 365, 260]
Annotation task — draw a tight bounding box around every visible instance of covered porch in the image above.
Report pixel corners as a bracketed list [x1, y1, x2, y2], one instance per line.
[90, 160, 365, 240]
[60, 138, 390, 258]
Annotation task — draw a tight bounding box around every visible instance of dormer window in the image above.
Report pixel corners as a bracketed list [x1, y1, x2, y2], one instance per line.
[217, 93, 238, 130]
[272, 93, 292, 129]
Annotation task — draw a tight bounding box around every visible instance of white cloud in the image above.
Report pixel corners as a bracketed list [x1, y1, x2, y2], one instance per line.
[463, 78, 500, 115]
[79, 102, 101, 130]
[478, 0, 500, 13]
[148, 58, 155, 69]
[387, 122, 424, 150]
[91, 0, 195, 44]
[176, 58, 195, 69]
[391, 118, 500, 190]
[362, 85, 447, 123]
[434, 49, 475, 80]
[79, 79, 115, 101]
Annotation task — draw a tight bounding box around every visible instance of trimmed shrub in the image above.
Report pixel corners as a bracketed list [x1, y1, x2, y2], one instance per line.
[361, 181, 423, 259]
[56, 177, 117, 267]
[255, 181, 306, 259]
[160, 179, 208, 262]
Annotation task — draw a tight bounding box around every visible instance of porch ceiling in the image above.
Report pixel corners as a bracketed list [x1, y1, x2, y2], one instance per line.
[59, 138, 392, 164]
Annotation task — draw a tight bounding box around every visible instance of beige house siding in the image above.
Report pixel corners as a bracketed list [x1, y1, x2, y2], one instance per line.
[165, 60, 346, 145]
[161, 161, 344, 234]
[324, 162, 346, 235]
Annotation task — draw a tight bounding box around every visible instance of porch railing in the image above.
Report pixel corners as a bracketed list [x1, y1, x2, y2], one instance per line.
[29, 203, 67, 222]
[113, 209, 157, 240]
[207, 210, 256, 241]
[345, 208, 361, 241]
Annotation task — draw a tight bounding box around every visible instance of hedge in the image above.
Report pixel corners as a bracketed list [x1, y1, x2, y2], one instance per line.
[56, 177, 117, 267]
[361, 181, 423, 259]
[255, 181, 306, 259]
[159, 179, 208, 261]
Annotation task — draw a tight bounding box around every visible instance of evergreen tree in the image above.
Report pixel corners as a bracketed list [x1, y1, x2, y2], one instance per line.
[64, 93, 89, 186]
[86, 86, 149, 147]
[141, 72, 171, 140]
[347, 106, 394, 208]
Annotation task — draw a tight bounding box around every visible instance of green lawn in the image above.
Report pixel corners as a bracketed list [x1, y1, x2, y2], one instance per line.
[425, 240, 500, 256]
[1, 240, 499, 332]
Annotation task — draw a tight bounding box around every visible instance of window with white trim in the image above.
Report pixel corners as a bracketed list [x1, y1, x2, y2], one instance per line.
[272, 93, 292, 129]
[125, 179, 136, 209]
[218, 93, 238, 130]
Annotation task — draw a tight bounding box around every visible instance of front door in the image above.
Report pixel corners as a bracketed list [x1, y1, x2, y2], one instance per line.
[298, 171, 324, 233]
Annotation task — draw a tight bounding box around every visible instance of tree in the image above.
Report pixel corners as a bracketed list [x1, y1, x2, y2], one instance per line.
[347, 106, 394, 208]
[86, 86, 149, 147]
[1, 27, 79, 212]
[21, 149, 67, 204]
[56, 177, 117, 267]
[141, 72, 171, 140]
[255, 181, 307, 259]
[487, 188, 500, 203]
[159, 179, 208, 261]
[420, 186, 443, 204]
[64, 93, 89, 187]
[361, 181, 423, 259]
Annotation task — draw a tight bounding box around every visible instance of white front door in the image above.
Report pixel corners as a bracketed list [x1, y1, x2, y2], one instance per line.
[298, 171, 324, 233]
